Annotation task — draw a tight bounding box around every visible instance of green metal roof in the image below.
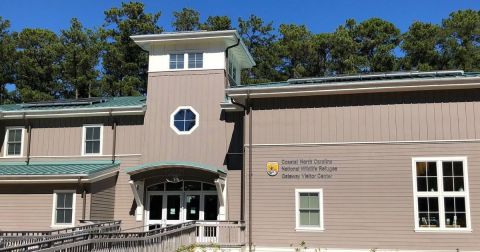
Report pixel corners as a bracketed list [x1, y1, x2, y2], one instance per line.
[0, 96, 146, 112]
[125, 161, 227, 175]
[0, 160, 120, 176]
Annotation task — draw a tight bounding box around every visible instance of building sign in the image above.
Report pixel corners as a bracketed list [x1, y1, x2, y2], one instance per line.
[267, 159, 338, 179]
[266, 162, 279, 176]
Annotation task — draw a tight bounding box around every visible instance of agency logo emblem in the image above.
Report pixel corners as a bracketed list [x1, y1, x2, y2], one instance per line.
[266, 162, 279, 176]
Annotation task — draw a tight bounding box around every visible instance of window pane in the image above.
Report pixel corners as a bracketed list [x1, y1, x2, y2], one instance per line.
[454, 177, 464, 192]
[299, 193, 309, 209]
[184, 181, 201, 191]
[443, 161, 453, 176]
[92, 127, 100, 139]
[166, 182, 183, 191]
[149, 195, 163, 220]
[174, 121, 185, 131]
[299, 210, 309, 226]
[204, 195, 218, 221]
[56, 209, 65, 223]
[445, 197, 455, 212]
[430, 213, 440, 227]
[443, 177, 454, 191]
[417, 178, 427, 191]
[185, 195, 200, 220]
[427, 177, 437, 191]
[309, 193, 319, 209]
[456, 213, 467, 228]
[92, 141, 100, 154]
[455, 197, 466, 212]
[427, 162, 437, 176]
[64, 193, 73, 208]
[64, 209, 72, 223]
[86, 128, 93, 140]
[174, 109, 185, 120]
[418, 197, 428, 212]
[203, 183, 216, 191]
[166, 195, 180, 220]
[57, 193, 66, 208]
[453, 162, 463, 176]
[184, 121, 196, 131]
[309, 210, 320, 226]
[416, 162, 427, 176]
[185, 110, 196, 120]
[429, 197, 438, 212]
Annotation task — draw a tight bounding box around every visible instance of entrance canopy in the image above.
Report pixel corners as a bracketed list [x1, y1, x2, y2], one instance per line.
[125, 161, 227, 222]
[125, 161, 227, 176]
[0, 160, 119, 183]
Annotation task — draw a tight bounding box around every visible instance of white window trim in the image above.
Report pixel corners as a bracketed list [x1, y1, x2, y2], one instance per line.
[412, 156, 472, 232]
[3, 126, 25, 158]
[295, 188, 324, 232]
[170, 106, 199, 135]
[81, 124, 103, 156]
[187, 52, 204, 69]
[51, 190, 76, 228]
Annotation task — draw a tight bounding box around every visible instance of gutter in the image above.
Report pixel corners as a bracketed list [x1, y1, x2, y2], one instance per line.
[0, 106, 146, 120]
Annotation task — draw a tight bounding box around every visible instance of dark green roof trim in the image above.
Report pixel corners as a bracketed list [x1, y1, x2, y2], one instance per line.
[125, 161, 227, 175]
[0, 160, 120, 176]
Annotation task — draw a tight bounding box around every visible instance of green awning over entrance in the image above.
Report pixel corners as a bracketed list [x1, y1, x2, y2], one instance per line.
[0, 160, 120, 183]
[125, 161, 227, 175]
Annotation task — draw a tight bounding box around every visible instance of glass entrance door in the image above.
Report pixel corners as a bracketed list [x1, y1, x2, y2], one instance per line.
[146, 181, 219, 228]
[165, 194, 182, 225]
[147, 194, 163, 227]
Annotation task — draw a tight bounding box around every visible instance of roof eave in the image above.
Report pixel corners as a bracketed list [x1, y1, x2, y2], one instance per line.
[226, 77, 480, 99]
[0, 106, 146, 120]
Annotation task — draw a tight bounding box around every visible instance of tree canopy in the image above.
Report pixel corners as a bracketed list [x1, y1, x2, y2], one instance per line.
[0, 3, 479, 103]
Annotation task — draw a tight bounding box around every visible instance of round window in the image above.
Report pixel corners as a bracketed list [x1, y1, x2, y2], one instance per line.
[170, 106, 199, 134]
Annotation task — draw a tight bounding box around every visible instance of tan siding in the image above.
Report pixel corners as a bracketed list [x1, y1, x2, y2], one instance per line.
[227, 170, 242, 221]
[246, 142, 480, 250]
[113, 156, 142, 229]
[0, 116, 143, 157]
[90, 176, 117, 220]
[142, 70, 233, 168]
[0, 184, 87, 231]
[251, 89, 480, 145]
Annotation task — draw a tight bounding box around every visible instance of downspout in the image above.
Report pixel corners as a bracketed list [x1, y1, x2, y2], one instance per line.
[225, 37, 240, 87]
[247, 91, 253, 252]
[110, 110, 117, 164]
[26, 124, 32, 165]
[82, 187, 87, 220]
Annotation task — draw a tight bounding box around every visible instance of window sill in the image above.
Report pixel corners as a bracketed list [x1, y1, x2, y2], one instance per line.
[295, 227, 325, 232]
[415, 228, 472, 233]
[82, 153, 102, 157]
[51, 224, 75, 229]
[1, 156, 24, 159]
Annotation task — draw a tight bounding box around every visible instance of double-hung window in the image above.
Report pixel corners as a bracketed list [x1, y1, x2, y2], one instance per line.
[295, 189, 324, 231]
[4, 127, 24, 157]
[188, 53, 203, 68]
[82, 125, 102, 155]
[170, 53, 185, 69]
[52, 191, 75, 227]
[413, 157, 471, 231]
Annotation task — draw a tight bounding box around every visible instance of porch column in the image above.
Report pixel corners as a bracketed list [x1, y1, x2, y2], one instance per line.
[214, 177, 226, 220]
[129, 180, 145, 221]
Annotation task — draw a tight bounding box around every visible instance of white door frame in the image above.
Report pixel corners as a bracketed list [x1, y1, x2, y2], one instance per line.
[145, 190, 219, 228]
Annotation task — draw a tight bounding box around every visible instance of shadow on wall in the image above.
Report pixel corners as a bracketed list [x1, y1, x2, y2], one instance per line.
[221, 111, 244, 171]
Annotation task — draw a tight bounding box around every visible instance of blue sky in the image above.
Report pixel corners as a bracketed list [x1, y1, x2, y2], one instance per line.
[0, 0, 478, 34]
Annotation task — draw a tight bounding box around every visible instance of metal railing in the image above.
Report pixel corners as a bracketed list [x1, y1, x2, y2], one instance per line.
[0, 220, 121, 250]
[0, 220, 245, 252]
